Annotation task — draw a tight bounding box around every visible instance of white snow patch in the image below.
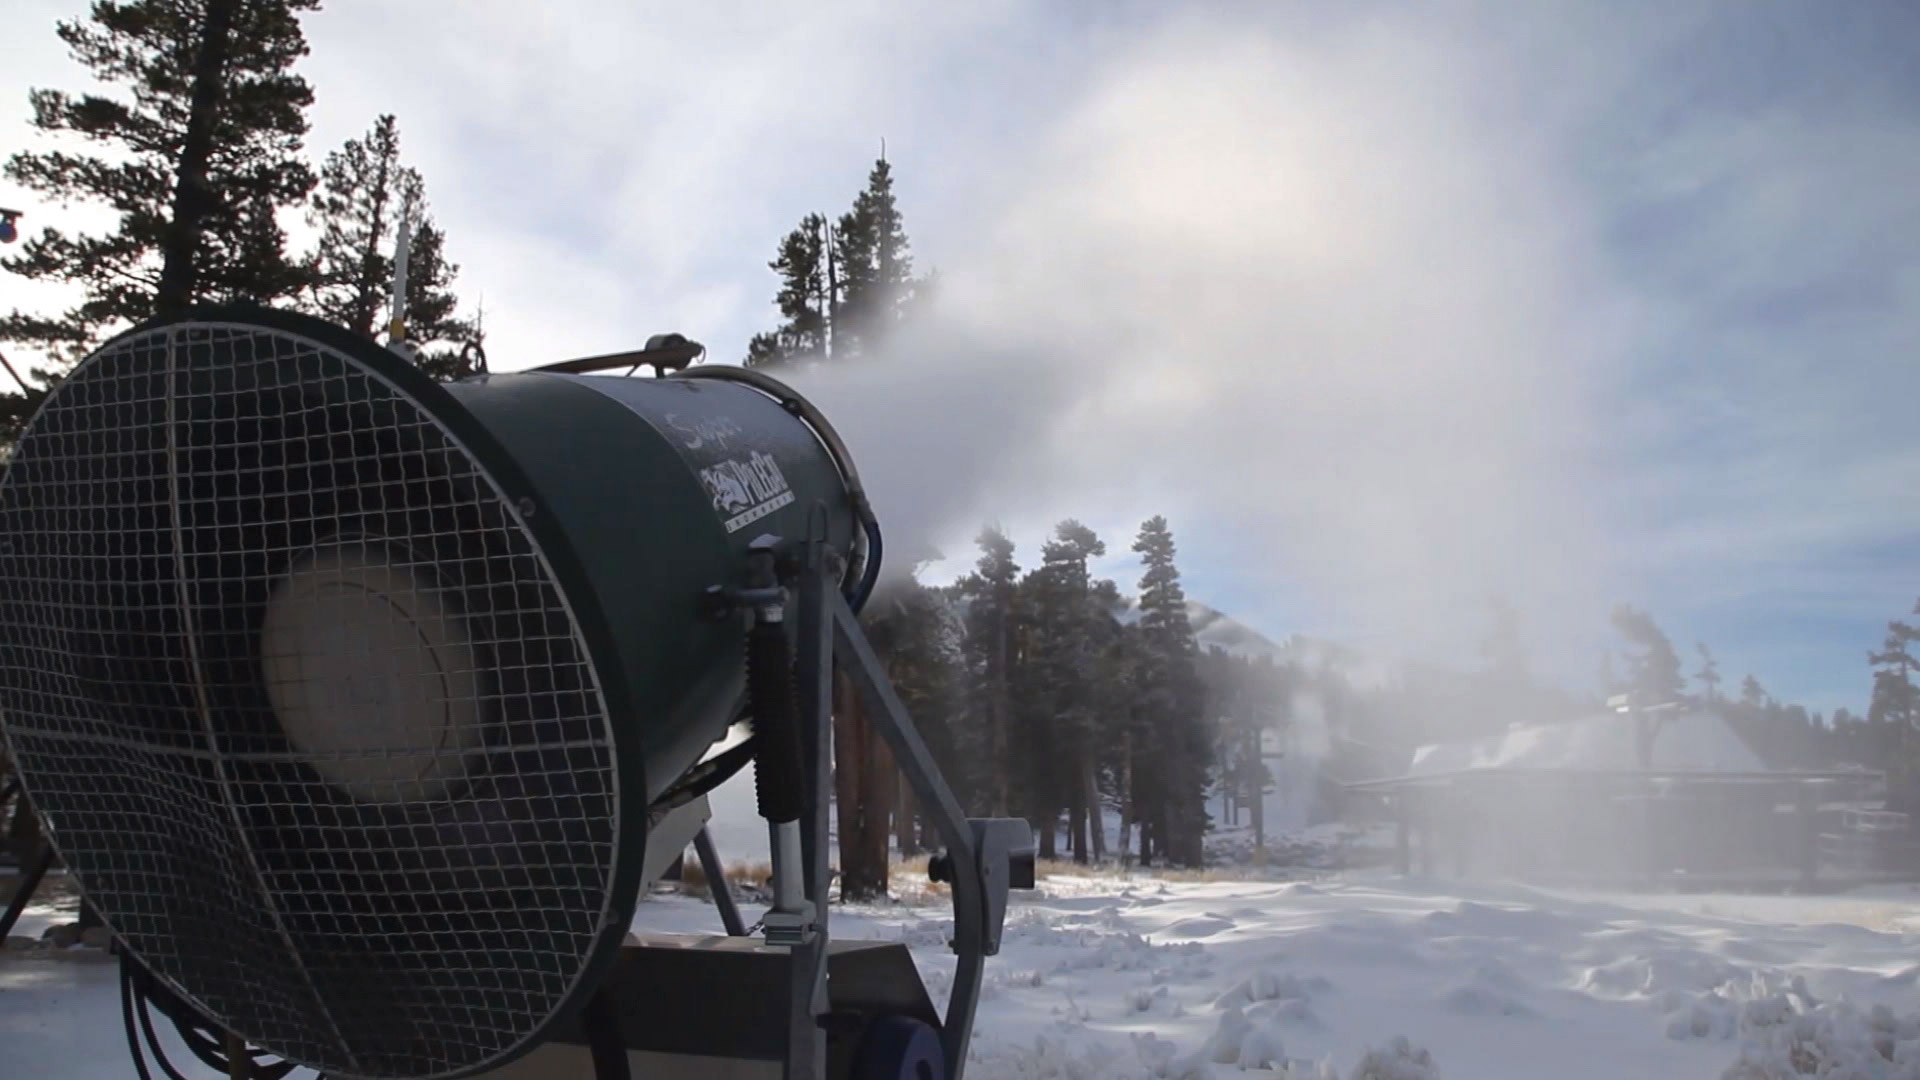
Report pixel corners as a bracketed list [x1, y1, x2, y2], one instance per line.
[14, 869, 1920, 1080]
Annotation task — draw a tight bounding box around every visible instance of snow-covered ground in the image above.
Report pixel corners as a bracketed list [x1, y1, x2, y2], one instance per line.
[11, 865, 1920, 1079]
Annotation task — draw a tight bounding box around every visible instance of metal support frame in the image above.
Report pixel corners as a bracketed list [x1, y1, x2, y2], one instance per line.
[691, 826, 747, 938]
[784, 526, 834, 1080]
[748, 523, 1032, 1080]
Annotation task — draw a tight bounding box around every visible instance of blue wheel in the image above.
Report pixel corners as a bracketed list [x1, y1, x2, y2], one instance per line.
[853, 1014, 945, 1080]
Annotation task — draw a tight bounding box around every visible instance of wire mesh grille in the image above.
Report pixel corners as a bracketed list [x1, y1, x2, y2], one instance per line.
[0, 321, 621, 1079]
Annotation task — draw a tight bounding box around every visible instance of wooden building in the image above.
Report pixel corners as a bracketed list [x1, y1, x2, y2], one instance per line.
[1346, 712, 1886, 889]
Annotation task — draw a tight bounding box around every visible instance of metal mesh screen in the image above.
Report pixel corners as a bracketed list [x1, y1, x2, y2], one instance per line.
[0, 321, 621, 1079]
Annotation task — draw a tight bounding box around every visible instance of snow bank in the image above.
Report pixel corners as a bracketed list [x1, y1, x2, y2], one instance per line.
[14, 868, 1920, 1080]
[1722, 1000, 1920, 1079]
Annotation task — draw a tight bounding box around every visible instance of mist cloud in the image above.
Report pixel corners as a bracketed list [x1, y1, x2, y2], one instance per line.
[794, 9, 1628, 672]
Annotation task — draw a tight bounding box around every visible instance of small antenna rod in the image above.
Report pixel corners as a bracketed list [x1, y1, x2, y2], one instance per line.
[387, 216, 413, 352]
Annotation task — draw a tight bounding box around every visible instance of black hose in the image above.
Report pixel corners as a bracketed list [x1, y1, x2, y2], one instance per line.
[648, 735, 757, 815]
[668, 363, 883, 606]
[120, 950, 303, 1080]
[136, 986, 197, 1080]
[121, 958, 158, 1080]
[851, 513, 884, 613]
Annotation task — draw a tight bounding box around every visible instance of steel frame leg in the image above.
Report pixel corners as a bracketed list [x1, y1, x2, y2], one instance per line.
[692, 826, 747, 937]
[761, 514, 1030, 1080]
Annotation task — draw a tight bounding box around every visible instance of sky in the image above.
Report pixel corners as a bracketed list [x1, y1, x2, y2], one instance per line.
[1, 0, 1916, 714]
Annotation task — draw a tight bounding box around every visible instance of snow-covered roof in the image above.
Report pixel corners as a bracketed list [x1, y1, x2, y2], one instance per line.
[1407, 710, 1767, 776]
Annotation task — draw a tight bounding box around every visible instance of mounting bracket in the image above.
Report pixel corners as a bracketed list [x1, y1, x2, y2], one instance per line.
[755, 524, 1034, 1080]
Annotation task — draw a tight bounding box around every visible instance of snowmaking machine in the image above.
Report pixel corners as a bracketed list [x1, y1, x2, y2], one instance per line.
[0, 305, 1034, 1080]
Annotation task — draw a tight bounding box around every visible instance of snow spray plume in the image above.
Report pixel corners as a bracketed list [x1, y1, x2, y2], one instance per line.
[789, 10, 1626, 696]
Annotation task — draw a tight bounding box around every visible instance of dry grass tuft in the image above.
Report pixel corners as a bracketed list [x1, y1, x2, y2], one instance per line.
[671, 857, 773, 900]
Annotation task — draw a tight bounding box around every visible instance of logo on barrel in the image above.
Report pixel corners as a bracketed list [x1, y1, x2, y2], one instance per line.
[700, 451, 795, 533]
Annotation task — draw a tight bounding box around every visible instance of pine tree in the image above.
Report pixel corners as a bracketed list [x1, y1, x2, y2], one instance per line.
[834, 157, 913, 356]
[862, 578, 965, 856]
[1015, 520, 1107, 861]
[1740, 674, 1769, 709]
[956, 526, 1021, 816]
[2, 0, 320, 364]
[1694, 643, 1723, 704]
[1132, 515, 1209, 867]
[305, 115, 474, 375]
[745, 156, 921, 367]
[1610, 605, 1687, 705]
[744, 213, 831, 368]
[1869, 611, 1920, 812]
[400, 219, 483, 380]
[1869, 619, 1919, 729]
[1204, 648, 1282, 850]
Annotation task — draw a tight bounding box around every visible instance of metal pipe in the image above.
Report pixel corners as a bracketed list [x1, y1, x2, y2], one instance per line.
[770, 820, 806, 915]
[691, 826, 746, 937]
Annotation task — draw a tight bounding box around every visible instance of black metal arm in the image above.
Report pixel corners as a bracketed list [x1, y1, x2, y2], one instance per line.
[820, 567, 1034, 1080]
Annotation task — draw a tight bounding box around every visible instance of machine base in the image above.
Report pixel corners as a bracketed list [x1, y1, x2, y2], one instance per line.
[468, 933, 942, 1080]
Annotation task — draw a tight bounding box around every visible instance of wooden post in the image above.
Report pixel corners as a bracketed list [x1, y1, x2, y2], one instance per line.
[225, 1032, 250, 1080]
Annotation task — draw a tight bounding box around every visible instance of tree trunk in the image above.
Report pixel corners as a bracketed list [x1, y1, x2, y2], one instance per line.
[1068, 775, 1087, 864]
[861, 726, 895, 888]
[1086, 762, 1106, 863]
[991, 616, 1010, 817]
[894, 771, 919, 857]
[1118, 730, 1133, 866]
[1036, 804, 1057, 861]
[155, 0, 238, 317]
[833, 672, 889, 900]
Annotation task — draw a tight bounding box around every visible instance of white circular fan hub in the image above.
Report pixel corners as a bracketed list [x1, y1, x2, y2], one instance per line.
[261, 541, 486, 804]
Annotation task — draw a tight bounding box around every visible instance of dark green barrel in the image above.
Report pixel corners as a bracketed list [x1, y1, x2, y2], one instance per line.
[0, 305, 869, 1080]
[440, 369, 864, 802]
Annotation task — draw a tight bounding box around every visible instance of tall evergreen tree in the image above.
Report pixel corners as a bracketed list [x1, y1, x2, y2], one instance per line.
[1014, 520, 1107, 861]
[1610, 605, 1687, 705]
[2, 0, 320, 363]
[833, 156, 914, 356]
[305, 114, 475, 376]
[1869, 617, 1919, 730]
[745, 156, 924, 367]
[862, 578, 965, 855]
[1740, 674, 1769, 709]
[1132, 515, 1209, 867]
[744, 213, 831, 368]
[956, 526, 1021, 816]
